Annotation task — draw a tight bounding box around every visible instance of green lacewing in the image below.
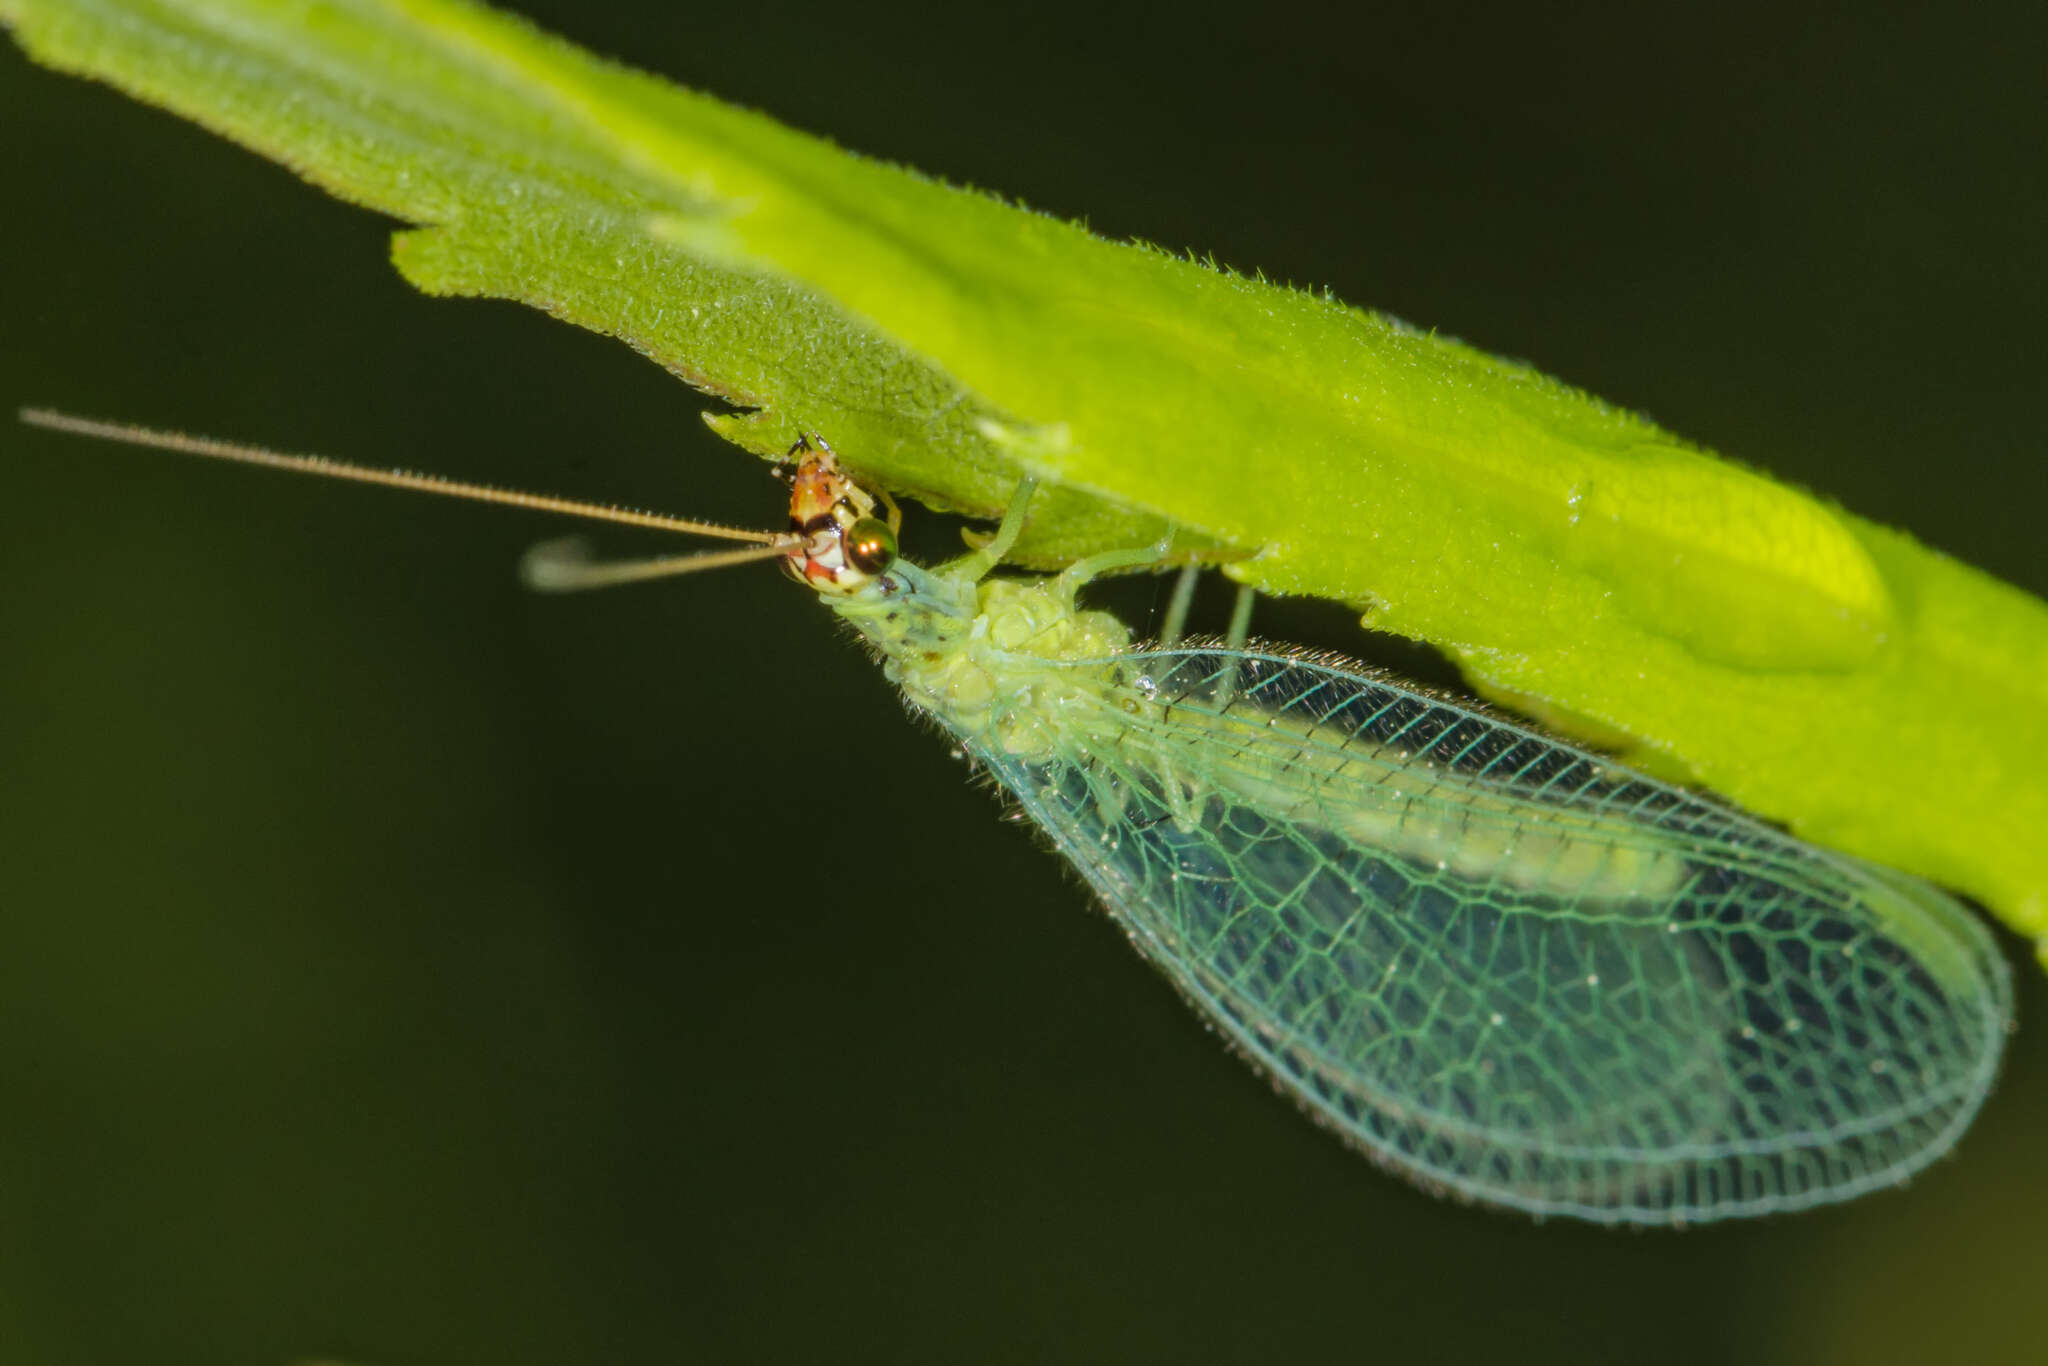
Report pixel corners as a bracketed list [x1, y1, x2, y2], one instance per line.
[19, 409, 2014, 1226]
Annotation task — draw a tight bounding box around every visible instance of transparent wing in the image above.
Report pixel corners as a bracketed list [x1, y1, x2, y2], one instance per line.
[967, 647, 2012, 1224]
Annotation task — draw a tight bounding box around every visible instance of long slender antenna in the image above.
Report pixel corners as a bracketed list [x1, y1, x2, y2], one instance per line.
[19, 407, 785, 546]
[521, 539, 791, 591]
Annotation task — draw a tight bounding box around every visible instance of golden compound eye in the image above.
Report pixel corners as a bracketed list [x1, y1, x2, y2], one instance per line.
[843, 517, 899, 575]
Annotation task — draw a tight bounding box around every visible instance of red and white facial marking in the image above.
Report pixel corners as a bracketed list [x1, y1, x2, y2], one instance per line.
[780, 434, 896, 593]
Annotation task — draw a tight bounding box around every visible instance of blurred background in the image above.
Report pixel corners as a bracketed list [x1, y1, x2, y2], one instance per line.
[3, 2, 2043, 1363]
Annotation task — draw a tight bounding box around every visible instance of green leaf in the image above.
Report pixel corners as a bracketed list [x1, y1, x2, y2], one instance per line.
[7, 0, 2046, 957]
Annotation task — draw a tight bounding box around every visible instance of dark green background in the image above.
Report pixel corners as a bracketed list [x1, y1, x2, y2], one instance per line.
[4, 3, 2043, 1363]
